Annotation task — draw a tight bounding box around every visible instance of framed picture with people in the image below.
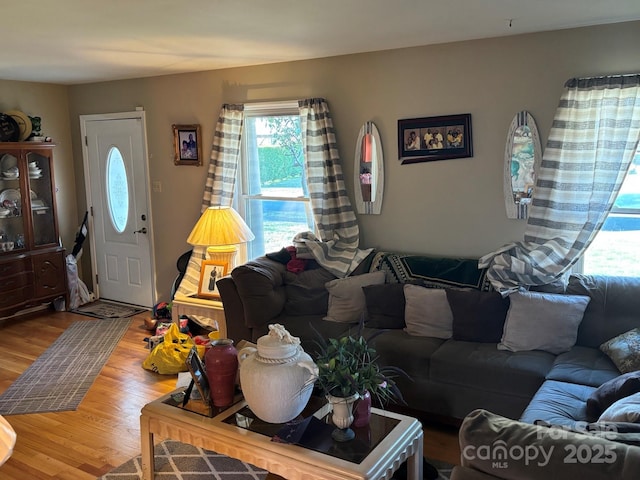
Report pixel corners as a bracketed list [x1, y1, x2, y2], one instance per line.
[398, 113, 472, 164]
[173, 124, 203, 166]
[197, 260, 229, 298]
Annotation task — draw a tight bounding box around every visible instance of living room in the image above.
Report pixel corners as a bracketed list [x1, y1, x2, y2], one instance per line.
[1, 5, 640, 479]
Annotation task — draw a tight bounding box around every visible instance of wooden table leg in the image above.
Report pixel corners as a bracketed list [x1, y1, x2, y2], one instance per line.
[407, 432, 424, 480]
[140, 414, 155, 480]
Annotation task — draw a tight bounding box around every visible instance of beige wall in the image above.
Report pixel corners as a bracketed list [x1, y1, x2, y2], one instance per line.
[0, 80, 77, 253]
[7, 21, 639, 303]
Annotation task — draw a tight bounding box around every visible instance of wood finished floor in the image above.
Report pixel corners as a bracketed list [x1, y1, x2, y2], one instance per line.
[0, 310, 460, 479]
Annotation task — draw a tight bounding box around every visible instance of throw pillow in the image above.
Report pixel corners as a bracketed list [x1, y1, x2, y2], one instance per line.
[600, 328, 640, 374]
[403, 285, 453, 339]
[324, 271, 385, 323]
[497, 291, 590, 354]
[362, 283, 406, 329]
[599, 392, 640, 423]
[586, 371, 640, 421]
[446, 289, 509, 343]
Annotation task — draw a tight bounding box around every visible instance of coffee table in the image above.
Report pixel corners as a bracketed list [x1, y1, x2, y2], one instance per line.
[140, 390, 423, 480]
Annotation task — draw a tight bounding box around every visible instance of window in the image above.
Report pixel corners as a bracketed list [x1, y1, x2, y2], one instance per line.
[581, 149, 640, 276]
[105, 146, 129, 233]
[239, 102, 315, 259]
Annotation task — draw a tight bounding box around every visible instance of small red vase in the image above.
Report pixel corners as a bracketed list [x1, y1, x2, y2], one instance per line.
[204, 339, 238, 407]
[352, 390, 372, 428]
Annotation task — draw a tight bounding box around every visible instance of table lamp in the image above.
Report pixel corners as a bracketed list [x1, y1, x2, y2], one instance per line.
[186, 206, 255, 268]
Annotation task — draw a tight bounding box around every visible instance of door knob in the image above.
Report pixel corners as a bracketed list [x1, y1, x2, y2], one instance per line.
[133, 227, 147, 234]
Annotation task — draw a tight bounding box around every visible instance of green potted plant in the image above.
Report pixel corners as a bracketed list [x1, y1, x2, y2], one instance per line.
[311, 322, 408, 440]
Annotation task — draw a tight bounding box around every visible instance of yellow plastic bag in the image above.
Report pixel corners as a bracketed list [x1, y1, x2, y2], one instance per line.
[142, 323, 195, 374]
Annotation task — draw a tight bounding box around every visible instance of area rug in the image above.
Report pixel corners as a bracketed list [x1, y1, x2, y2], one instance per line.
[98, 439, 453, 480]
[71, 299, 147, 319]
[0, 318, 131, 415]
[99, 440, 268, 479]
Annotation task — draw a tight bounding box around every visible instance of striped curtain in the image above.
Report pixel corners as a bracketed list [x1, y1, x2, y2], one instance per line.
[293, 98, 371, 277]
[176, 104, 245, 296]
[480, 75, 640, 294]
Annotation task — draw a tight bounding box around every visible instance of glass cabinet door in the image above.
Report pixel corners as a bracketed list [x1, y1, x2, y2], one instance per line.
[0, 150, 26, 253]
[26, 151, 57, 247]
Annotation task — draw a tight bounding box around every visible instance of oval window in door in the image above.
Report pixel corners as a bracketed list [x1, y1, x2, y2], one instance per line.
[106, 146, 129, 233]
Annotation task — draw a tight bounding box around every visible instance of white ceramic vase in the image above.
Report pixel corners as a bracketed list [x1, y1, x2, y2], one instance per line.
[238, 325, 317, 424]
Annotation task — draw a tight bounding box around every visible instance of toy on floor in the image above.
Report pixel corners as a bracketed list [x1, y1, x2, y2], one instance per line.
[144, 317, 190, 349]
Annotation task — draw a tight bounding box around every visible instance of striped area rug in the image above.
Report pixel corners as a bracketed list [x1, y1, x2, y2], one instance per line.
[0, 318, 131, 415]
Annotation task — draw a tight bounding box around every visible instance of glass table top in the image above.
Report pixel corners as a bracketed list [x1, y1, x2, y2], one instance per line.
[162, 390, 401, 464]
[221, 399, 400, 464]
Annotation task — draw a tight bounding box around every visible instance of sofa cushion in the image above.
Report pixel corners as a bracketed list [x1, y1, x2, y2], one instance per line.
[599, 392, 640, 423]
[450, 466, 506, 480]
[430, 340, 554, 398]
[587, 371, 640, 421]
[498, 291, 590, 354]
[446, 290, 509, 343]
[546, 345, 620, 387]
[283, 267, 336, 316]
[460, 409, 640, 480]
[403, 285, 453, 339]
[567, 275, 640, 348]
[362, 283, 406, 329]
[367, 329, 445, 379]
[324, 271, 385, 323]
[519, 380, 596, 426]
[600, 327, 640, 374]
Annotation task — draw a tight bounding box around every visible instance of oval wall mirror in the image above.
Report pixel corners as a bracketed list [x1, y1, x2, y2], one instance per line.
[354, 121, 383, 214]
[504, 111, 542, 219]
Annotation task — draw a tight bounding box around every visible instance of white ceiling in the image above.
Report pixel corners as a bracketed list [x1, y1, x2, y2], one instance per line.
[3, 0, 640, 85]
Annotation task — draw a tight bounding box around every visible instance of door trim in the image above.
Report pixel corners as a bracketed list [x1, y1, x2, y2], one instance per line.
[79, 110, 157, 305]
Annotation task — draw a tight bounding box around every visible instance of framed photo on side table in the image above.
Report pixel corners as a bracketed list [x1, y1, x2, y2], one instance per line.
[197, 260, 229, 299]
[173, 124, 203, 166]
[398, 113, 472, 164]
[185, 348, 211, 405]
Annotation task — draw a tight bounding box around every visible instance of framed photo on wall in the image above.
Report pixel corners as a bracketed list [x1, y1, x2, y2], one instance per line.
[398, 113, 472, 164]
[173, 124, 203, 166]
[197, 260, 229, 299]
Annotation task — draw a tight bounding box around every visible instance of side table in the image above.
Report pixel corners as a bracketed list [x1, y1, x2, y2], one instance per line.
[171, 294, 227, 338]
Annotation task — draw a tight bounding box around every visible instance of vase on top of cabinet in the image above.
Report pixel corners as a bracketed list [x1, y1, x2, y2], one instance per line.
[0, 142, 67, 318]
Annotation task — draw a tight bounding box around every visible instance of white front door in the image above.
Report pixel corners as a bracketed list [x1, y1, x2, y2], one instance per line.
[80, 112, 156, 307]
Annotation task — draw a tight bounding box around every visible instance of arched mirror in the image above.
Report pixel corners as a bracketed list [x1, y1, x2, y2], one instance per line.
[504, 111, 542, 219]
[354, 121, 383, 214]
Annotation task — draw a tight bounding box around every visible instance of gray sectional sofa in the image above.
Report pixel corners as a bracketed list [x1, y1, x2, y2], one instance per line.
[217, 251, 640, 426]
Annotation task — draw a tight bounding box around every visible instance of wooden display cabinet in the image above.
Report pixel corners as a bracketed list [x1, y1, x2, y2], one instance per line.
[0, 142, 67, 317]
